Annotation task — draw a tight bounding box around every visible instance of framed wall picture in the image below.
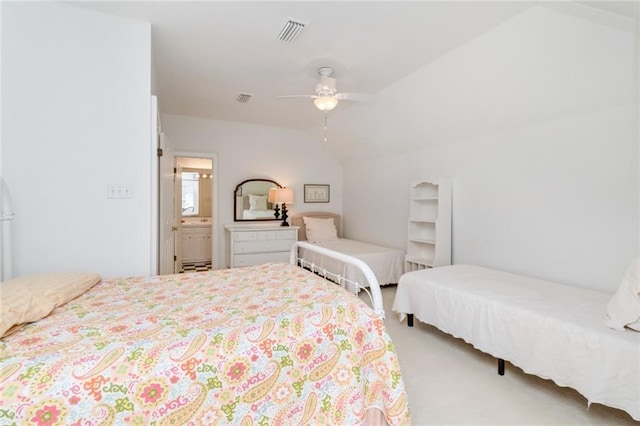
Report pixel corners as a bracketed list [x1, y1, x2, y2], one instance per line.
[304, 184, 330, 203]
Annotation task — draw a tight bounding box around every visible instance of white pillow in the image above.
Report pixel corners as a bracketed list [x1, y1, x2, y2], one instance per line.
[248, 194, 267, 211]
[605, 258, 640, 332]
[303, 216, 338, 243]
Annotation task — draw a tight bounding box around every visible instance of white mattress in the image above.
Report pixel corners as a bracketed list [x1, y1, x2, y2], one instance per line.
[299, 238, 404, 291]
[392, 264, 640, 420]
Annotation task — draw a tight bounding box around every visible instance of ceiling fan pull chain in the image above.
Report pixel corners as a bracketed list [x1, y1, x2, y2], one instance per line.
[324, 111, 328, 142]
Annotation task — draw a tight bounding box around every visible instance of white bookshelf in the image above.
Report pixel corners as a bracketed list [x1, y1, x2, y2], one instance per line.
[405, 178, 451, 271]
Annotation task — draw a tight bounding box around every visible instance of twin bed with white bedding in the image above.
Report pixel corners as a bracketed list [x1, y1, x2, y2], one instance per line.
[291, 213, 404, 293]
[392, 263, 640, 421]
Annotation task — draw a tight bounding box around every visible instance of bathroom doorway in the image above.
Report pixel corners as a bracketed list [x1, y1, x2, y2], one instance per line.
[175, 156, 213, 273]
[159, 151, 218, 274]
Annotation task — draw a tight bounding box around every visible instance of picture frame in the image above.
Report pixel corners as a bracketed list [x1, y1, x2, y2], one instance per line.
[304, 184, 330, 203]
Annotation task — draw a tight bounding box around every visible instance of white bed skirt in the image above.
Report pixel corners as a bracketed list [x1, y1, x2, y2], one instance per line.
[392, 265, 640, 420]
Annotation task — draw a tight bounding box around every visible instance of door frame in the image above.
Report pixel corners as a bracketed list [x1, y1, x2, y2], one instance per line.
[150, 96, 159, 275]
[172, 151, 219, 270]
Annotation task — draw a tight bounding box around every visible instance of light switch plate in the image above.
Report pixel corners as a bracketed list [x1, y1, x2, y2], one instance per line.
[107, 184, 133, 199]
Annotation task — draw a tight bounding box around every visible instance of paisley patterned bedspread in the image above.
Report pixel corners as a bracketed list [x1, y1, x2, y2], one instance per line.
[0, 263, 410, 425]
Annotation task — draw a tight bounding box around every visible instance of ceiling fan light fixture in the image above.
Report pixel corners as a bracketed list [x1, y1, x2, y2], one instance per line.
[314, 96, 338, 111]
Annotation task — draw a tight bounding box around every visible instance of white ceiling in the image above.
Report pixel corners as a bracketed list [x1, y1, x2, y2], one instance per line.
[72, 1, 638, 132]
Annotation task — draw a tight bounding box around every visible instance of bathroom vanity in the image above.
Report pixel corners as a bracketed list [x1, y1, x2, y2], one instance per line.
[182, 219, 212, 264]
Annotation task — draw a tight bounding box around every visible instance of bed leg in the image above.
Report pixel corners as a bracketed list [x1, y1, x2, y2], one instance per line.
[498, 359, 505, 376]
[407, 314, 414, 327]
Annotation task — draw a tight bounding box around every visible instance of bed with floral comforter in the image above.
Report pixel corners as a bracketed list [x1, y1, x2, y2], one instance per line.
[0, 263, 410, 425]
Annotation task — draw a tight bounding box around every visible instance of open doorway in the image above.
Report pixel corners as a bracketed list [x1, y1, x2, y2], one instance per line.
[175, 156, 213, 273]
[158, 151, 218, 274]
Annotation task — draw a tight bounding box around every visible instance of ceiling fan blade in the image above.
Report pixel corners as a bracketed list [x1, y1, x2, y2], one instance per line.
[335, 92, 373, 102]
[277, 95, 317, 99]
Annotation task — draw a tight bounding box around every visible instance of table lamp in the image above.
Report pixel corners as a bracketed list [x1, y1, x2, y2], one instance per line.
[273, 188, 294, 226]
[268, 188, 280, 219]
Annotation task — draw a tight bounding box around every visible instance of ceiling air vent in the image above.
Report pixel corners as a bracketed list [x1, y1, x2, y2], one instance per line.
[277, 19, 307, 43]
[236, 93, 252, 104]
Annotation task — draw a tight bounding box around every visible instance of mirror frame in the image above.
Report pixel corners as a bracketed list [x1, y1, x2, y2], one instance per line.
[233, 179, 282, 222]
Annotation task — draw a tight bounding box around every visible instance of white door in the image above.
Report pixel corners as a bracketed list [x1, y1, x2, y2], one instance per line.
[174, 164, 184, 272]
[158, 133, 177, 275]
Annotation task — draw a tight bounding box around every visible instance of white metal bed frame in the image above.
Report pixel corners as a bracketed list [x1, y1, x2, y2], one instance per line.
[290, 241, 385, 318]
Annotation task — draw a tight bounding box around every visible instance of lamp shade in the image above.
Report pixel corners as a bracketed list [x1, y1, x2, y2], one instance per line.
[274, 188, 294, 204]
[313, 96, 338, 111]
[267, 188, 277, 203]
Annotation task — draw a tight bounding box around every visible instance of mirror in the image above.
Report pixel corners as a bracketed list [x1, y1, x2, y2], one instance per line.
[234, 179, 282, 222]
[181, 169, 212, 218]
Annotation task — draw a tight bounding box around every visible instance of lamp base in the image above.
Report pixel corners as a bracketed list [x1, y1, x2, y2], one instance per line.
[273, 204, 280, 219]
[281, 203, 289, 227]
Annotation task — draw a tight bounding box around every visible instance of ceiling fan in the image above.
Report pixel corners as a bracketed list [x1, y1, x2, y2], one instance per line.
[278, 67, 370, 141]
[277, 66, 370, 112]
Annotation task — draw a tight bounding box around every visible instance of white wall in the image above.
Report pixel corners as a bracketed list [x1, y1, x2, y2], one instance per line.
[0, 1, 3, 176]
[637, 3, 640, 259]
[2, 2, 153, 279]
[161, 114, 343, 269]
[337, 5, 638, 292]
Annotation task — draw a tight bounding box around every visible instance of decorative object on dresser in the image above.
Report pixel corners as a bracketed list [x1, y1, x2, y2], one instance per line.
[224, 223, 299, 268]
[405, 178, 451, 271]
[304, 184, 330, 203]
[233, 178, 281, 222]
[271, 187, 294, 226]
[267, 188, 280, 219]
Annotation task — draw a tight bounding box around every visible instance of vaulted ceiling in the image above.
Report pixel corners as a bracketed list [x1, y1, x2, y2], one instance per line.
[73, 1, 637, 132]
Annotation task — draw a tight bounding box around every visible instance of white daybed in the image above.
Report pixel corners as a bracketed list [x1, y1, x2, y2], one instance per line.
[291, 212, 405, 292]
[392, 264, 640, 421]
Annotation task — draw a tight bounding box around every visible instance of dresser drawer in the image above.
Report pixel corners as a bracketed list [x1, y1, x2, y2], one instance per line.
[234, 251, 290, 267]
[275, 229, 296, 240]
[233, 231, 259, 242]
[234, 238, 295, 254]
[233, 229, 296, 241]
